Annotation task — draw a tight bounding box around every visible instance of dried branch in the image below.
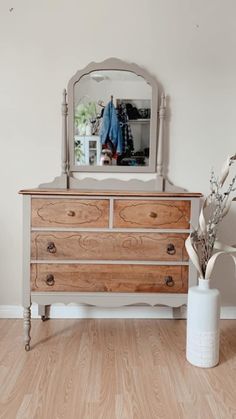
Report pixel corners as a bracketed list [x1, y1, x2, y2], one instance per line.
[187, 155, 236, 278]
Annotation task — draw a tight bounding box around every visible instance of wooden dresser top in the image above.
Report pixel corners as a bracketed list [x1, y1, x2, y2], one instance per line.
[19, 189, 202, 198]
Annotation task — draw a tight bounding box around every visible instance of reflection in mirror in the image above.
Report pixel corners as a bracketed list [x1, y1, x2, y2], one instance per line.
[74, 70, 152, 167]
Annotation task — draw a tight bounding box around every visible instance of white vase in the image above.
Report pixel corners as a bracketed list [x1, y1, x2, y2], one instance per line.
[186, 278, 220, 368]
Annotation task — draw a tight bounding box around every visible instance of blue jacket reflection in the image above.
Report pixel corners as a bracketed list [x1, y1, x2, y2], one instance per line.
[100, 101, 123, 154]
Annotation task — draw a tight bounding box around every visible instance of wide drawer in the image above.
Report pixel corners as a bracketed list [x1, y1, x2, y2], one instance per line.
[31, 232, 188, 261]
[31, 264, 188, 293]
[113, 200, 190, 229]
[31, 198, 109, 228]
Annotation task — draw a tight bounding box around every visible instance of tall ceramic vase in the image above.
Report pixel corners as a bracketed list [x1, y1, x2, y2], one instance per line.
[186, 278, 220, 368]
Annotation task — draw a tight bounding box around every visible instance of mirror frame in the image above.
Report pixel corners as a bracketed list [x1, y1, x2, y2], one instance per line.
[67, 58, 158, 173]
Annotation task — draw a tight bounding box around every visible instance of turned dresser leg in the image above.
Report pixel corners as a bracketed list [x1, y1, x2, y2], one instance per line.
[24, 306, 31, 351]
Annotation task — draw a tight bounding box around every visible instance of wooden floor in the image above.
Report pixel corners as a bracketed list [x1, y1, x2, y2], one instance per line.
[0, 319, 236, 419]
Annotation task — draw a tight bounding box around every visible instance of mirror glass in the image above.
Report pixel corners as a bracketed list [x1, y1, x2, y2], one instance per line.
[73, 70, 152, 167]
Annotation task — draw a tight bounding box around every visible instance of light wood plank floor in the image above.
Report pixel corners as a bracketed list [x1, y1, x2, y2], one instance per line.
[0, 319, 236, 419]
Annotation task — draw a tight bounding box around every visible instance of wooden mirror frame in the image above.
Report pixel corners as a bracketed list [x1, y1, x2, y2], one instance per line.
[67, 58, 159, 173]
[39, 58, 174, 191]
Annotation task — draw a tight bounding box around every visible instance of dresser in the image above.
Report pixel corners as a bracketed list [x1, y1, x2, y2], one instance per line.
[20, 188, 201, 350]
[20, 58, 202, 350]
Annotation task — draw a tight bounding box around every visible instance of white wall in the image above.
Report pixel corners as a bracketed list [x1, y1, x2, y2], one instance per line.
[0, 0, 236, 306]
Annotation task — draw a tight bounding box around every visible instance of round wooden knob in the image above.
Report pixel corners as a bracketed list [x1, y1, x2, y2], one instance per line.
[47, 242, 56, 253]
[164, 276, 175, 287]
[46, 274, 55, 286]
[149, 211, 157, 218]
[67, 210, 75, 217]
[166, 243, 176, 255]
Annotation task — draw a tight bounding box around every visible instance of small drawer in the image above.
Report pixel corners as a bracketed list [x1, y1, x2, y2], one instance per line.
[113, 199, 190, 229]
[31, 264, 188, 293]
[31, 232, 188, 261]
[31, 198, 109, 228]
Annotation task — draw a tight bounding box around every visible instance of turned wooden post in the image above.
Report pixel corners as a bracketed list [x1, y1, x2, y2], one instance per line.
[157, 93, 166, 177]
[24, 306, 31, 351]
[61, 89, 68, 176]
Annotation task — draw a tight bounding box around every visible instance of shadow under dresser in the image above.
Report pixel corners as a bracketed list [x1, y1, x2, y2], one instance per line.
[19, 188, 201, 350]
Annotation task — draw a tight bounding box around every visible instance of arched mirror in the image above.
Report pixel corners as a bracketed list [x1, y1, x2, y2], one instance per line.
[68, 58, 159, 173]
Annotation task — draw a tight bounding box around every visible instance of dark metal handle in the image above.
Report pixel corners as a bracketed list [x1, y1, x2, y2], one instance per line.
[149, 211, 157, 218]
[165, 276, 175, 287]
[167, 243, 176, 255]
[46, 274, 55, 286]
[47, 242, 56, 254]
[67, 210, 75, 217]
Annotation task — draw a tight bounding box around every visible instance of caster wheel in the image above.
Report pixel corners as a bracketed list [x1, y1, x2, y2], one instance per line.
[25, 344, 30, 351]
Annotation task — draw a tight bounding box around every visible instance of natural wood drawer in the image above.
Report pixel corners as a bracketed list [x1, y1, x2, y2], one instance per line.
[31, 232, 189, 261]
[31, 264, 188, 293]
[113, 200, 190, 229]
[31, 198, 109, 228]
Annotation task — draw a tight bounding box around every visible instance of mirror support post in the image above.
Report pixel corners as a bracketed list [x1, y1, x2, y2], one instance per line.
[156, 93, 166, 191]
[61, 89, 68, 178]
[157, 93, 166, 177]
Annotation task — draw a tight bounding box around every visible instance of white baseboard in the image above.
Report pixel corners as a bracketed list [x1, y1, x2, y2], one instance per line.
[0, 304, 236, 319]
[220, 306, 236, 319]
[0, 304, 185, 319]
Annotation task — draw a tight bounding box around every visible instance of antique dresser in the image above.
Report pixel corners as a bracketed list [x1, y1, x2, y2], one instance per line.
[20, 59, 201, 350]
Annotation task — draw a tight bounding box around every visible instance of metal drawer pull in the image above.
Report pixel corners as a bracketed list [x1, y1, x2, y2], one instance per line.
[67, 210, 75, 217]
[165, 276, 175, 287]
[149, 211, 157, 218]
[167, 243, 176, 255]
[47, 241, 56, 253]
[46, 274, 55, 286]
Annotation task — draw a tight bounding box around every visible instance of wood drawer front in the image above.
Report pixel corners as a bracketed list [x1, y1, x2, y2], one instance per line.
[31, 232, 188, 261]
[31, 198, 109, 228]
[31, 264, 188, 293]
[113, 200, 190, 229]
